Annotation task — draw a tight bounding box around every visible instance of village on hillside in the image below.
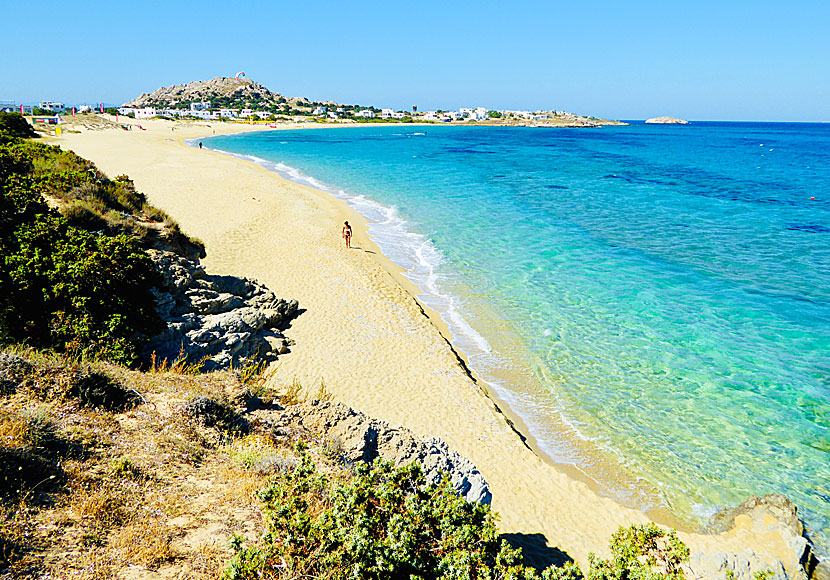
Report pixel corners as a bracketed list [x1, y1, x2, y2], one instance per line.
[1, 76, 625, 127]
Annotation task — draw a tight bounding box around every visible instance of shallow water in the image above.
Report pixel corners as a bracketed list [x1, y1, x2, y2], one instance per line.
[206, 123, 830, 553]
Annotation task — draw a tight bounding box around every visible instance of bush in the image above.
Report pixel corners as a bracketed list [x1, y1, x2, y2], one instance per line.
[225, 457, 540, 580]
[225, 453, 692, 580]
[0, 142, 163, 365]
[0, 113, 35, 143]
[587, 524, 689, 580]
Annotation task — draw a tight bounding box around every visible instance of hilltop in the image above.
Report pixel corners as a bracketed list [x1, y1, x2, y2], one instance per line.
[123, 77, 315, 111]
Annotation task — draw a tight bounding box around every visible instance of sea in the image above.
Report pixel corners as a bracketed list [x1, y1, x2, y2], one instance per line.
[202, 122, 830, 553]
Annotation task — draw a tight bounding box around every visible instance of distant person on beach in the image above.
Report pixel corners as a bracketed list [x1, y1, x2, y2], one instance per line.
[342, 221, 352, 248]
[199, 142, 202, 149]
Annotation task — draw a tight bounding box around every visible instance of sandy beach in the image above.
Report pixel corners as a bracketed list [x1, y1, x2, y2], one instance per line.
[51, 116, 801, 574]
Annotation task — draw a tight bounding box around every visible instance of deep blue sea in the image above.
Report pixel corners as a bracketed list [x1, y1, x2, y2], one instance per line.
[204, 123, 830, 552]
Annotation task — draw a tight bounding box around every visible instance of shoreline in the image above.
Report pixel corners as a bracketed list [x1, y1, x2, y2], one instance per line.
[194, 130, 687, 529]
[49, 115, 805, 574]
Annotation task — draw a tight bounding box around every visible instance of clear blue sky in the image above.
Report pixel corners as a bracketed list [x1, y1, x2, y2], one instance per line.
[2, 0, 827, 121]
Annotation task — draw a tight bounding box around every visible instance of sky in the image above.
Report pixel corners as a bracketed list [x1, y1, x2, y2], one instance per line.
[1, 0, 828, 121]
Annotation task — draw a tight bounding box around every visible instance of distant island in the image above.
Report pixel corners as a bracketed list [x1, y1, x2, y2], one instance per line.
[116, 76, 626, 128]
[645, 116, 689, 124]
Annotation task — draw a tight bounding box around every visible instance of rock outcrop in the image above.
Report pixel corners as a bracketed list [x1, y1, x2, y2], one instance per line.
[143, 249, 298, 371]
[0, 352, 31, 395]
[687, 495, 824, 580]
[645, 116, 689, 124]
[261, 399, 492, 505]
[123, 77, 310, 110]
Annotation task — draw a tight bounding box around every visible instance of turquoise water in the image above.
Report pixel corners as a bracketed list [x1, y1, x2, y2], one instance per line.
[204, 123, 830, 551]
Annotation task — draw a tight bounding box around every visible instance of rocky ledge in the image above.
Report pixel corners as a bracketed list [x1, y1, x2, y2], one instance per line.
[253, 399, 492, 505]
[143, 249, 298, 371]
[688, 495, 828, 580]
[645, 116, 689, 124]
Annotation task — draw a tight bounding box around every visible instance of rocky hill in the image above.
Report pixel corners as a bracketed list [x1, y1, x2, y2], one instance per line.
[123, 77, 312, 110]
[645, 116, 689, 124]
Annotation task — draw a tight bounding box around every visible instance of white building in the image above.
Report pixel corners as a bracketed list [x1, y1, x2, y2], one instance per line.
[134, 107, 157, 119]
[1, 104, 33, 114]
[327, 112, 339, 119]
[77, 105, 91, 113]
[38, 101, 65, 113]
[473, 107, 488, 120]
[355, 109, 375, 118]
[118, 107, 135, 116]
[218, 109, 237, 119]
[190, 101, 210, 111]
[312, 106, 327, 116]
[381, 108, 394, 119]
[423, 111, 440, 121]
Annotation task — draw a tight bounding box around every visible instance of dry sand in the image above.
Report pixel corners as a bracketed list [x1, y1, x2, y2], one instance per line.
[52, 116, 797, 573]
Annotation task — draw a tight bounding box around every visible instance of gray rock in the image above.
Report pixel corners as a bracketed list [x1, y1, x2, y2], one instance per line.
[689, 495, 816, 580]
[0, 352, 32, 394]
[142, 250, 298, 370]
[272, 400, 492, 505]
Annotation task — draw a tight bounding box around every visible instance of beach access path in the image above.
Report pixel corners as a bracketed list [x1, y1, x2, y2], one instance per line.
[53, 117, 796, 573]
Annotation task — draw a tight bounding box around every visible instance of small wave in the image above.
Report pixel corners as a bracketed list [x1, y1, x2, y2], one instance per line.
[201, 142, 497, 366]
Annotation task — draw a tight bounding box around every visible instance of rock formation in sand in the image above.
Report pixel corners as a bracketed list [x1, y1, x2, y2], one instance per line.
[144, 249, 298, 371]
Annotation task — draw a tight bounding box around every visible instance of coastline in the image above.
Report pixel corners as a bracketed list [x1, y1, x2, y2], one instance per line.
[194, 131, 688, 528]
[50, 116, 805, 573]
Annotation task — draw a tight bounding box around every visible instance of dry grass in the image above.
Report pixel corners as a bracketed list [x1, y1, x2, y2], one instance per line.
[0, 348, 285, 578]
[57, 548, 117, 580]
[110, 515, 176, 568]
[314, 377, 332, 402]
[147, 346, 209, 375]
[72, 483, 131, 528]
[190, 543, 226, 579]
[281, 376, 304, 405]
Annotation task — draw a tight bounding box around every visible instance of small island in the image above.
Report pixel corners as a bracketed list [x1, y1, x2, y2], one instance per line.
[645, 116, 689, 124]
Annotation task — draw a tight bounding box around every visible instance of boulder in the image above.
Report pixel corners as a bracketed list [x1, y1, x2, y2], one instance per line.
[688, 495, 820, 580]
[143, 250, 298, 371]
[271, 400, 492, 505]
[0, 352, 32, 394]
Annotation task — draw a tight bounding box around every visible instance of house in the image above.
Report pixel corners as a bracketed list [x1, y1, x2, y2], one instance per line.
[355, 109, 374, 118]
[190, 101, 210, 111]
[381, 108, 394, 119]
[312, 106, 326, 116]
[134, 107, 157, 119]
[2, 104, 33, 114]
[473, 107, 488, 120]
[187, 110, 214, 120]
[423, 112, 439, 121]
[327, 112, 339, 119]
[218, 109, 237, 119]
[38, 101, 65, 113]
[118, 107, 136, 116]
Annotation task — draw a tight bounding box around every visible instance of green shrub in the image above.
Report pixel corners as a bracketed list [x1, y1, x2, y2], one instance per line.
[587, 523, 689, 580]
[0, 113, 35, 144]
[1, 142, 162, 365]
[224, 452, 692, 580]
[225, 457, 540, 580]
[63, 200, 109, 231]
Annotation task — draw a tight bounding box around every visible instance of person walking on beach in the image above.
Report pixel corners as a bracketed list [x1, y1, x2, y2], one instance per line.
[342, 221, 352, 248]
[199, 142, 203, 149]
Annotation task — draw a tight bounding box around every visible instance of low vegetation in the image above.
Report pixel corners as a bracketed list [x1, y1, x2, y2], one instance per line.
[0, 112, 204, 365]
